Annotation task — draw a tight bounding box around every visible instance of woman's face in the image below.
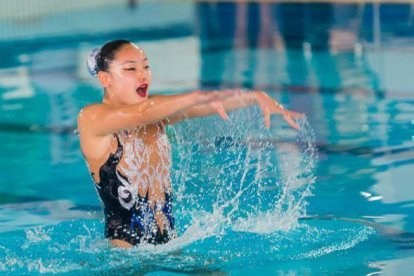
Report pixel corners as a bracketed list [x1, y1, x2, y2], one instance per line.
[106, 43, 152, 105]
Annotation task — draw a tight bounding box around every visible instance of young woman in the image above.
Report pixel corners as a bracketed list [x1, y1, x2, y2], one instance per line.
[78, 40, 303, 248]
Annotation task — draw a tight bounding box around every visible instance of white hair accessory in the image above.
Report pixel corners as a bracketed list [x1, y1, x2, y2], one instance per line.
[86, 47, 101, 77]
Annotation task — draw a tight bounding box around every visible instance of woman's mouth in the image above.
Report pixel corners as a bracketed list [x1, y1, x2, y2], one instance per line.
[136, 84, 148, 97]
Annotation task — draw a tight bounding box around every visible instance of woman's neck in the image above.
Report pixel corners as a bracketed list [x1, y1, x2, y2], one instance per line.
[103, 90, 121, 106]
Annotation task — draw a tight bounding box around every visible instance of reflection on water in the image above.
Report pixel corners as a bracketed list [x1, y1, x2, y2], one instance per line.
[1, 1, 414, 274]
[0, 200, 101, 233]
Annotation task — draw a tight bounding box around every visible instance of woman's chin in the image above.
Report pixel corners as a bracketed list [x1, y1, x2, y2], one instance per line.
[130, 96, 147, 104]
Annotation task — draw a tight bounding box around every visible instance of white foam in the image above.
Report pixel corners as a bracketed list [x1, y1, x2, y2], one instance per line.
[296, 226, 375, 259]
[233, 209, 300, 234]
[21, 226, 52, 249]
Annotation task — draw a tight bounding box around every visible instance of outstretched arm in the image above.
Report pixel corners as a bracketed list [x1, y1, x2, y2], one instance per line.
[164, 90, 304, 129]
[77, 91, 235, 137]
[158, 90, 253, 124]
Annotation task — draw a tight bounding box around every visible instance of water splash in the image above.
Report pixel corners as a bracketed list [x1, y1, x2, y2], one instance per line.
[21, 226, 52, 249]
[171, 105, 317, 238]
[0, 102, 380, 274]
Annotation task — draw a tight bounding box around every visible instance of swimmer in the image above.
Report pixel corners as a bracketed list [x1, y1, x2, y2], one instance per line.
[77, 39, 303, 248]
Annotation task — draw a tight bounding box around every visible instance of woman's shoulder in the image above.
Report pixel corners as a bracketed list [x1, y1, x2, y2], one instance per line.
[78, 103, 110, 121]
[77, 104, 106, 132]
[79, 103, 106, 114]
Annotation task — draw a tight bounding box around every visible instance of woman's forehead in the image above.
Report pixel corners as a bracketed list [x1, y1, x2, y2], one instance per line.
[115, 44, 146, 62]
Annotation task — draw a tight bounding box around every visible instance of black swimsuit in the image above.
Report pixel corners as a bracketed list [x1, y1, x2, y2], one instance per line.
[93, 134, 175, 245]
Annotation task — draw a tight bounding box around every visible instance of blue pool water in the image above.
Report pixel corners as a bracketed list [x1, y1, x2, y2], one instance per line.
[1, 1, 414, 274]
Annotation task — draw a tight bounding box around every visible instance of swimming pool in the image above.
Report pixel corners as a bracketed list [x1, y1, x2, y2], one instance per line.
[1, 1, 414, 274]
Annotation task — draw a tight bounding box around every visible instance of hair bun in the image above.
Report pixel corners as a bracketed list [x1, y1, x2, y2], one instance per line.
[86, 47, 101, 77]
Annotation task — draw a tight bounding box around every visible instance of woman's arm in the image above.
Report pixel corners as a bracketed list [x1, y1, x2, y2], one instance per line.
[164, 90, 303, 129]
[161, 90, 255, 125]
[77, 91, 234, 137]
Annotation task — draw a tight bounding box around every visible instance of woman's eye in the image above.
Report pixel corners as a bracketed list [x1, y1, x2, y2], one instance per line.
[124, 68, 136, 71]
[144, 66, 150, 70]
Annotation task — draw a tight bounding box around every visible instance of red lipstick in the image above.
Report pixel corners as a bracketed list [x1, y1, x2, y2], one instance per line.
[136, 84, 148, 97]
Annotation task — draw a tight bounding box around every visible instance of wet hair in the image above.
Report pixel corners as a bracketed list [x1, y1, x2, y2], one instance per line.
[87, 39, 132, 77]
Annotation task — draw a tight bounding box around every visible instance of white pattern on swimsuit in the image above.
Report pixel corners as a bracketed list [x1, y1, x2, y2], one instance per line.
[115, 126, 172, 210]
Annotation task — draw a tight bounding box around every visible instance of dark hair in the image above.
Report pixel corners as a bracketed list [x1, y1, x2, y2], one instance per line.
[96, 39, 132, 73]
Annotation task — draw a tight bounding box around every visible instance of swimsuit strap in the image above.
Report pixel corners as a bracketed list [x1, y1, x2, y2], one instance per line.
[112, 133, 123, 161]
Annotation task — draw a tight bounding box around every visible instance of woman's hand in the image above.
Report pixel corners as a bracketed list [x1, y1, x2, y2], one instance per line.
[255, 91, 304, 129]
[209, 101, 229, 120]
[193, 90, 237, 120]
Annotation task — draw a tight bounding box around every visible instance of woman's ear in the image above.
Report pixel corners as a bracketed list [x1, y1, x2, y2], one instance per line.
[97, 71, 111, 88]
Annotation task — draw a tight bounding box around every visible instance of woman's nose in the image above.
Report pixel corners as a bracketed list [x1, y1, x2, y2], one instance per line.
[137, 70, 147, 82]
[136, 70, 143, 81]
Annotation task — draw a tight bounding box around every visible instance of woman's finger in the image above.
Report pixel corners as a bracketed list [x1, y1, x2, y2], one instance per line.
[211, 101, 229, 120]
[264, 107, 271, 129]
[284, 114, 300, 130]
[287, 111, 305, 119]
[279, 108, 302, 118]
